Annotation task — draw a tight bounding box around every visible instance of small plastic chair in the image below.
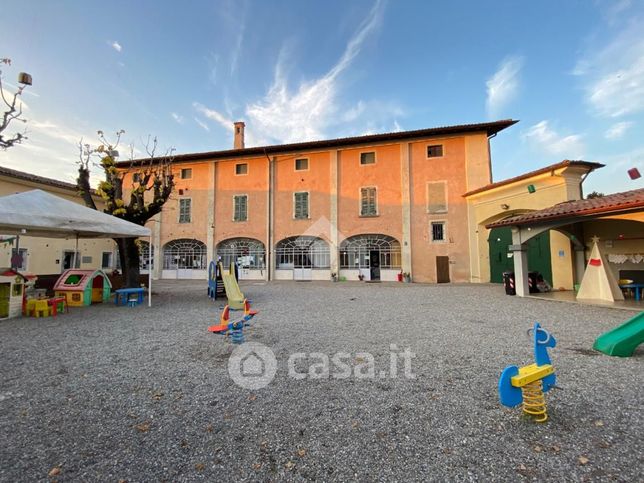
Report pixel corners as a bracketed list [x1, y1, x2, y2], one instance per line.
[34, 299, 52, 318]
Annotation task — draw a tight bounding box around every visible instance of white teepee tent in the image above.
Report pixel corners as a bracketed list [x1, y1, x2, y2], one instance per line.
[576, 238, 624, 302]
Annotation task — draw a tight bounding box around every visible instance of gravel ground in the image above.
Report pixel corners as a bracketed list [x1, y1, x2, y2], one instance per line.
[0, 281, 642, 482]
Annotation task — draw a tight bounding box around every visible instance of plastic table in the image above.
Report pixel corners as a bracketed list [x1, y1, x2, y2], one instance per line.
[620, 283, 644, 301]
[114, 287, 145, 306]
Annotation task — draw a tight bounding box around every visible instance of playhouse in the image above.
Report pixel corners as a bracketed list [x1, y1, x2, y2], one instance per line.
[54, 269, 112, 307]
[0, 268, 32, 319]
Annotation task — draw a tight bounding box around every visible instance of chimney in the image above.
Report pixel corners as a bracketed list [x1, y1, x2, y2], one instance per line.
[233, 121, 245, 149]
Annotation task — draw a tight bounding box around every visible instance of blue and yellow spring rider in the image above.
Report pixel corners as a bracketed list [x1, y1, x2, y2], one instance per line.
[498, 323, 557, 422]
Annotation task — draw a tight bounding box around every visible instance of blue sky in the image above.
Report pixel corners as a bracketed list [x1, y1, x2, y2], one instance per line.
[1, 0, 643, 194]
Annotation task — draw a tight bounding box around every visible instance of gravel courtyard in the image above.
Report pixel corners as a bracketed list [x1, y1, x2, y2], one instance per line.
[1, 281, 642, 482]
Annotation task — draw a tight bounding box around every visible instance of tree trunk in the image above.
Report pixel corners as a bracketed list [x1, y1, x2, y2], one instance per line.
[116, 238, 141, 288]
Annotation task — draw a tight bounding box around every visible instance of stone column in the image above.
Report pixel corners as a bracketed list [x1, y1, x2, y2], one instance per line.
[400, 142, 412, 277]
[206, 162, 216, 270]
[329, 150, 339, 275]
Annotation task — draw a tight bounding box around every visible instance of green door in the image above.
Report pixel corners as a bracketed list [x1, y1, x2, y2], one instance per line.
[488, 227, 552, 285]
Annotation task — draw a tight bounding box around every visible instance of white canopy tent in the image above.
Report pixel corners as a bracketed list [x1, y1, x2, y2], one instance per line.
[0, 189, 153, 306]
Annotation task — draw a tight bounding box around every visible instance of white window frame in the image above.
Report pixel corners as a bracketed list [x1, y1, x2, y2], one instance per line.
[430, 220, 447, 243]
[61, 250, 81, 271]
[359, 186, 378, 217]
[235, 163, 248, 176]
[178, 197, 192, 224]
[101, 251, 113, 269]
[359, 150, 377, 166]
[293, 191, 310, 220]
[426, 181, 448, 214]
[426, 143, 445, 159]
[180, 168, 193, 179]
[233, 194, 249, 222]
[294, 157, 309, 172]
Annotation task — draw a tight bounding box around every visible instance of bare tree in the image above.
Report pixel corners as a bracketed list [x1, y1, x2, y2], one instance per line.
[0, 58, 31, 149]
[77, 131, 175, 287]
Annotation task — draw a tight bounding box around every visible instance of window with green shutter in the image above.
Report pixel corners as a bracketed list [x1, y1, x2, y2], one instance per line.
[179, 198, 191, 223]
[360, 187, 377, 216]
[294, 192, 309, 219]
[233, 195, 248, 221]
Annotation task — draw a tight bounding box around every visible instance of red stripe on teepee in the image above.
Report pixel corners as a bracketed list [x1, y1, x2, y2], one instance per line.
[589, 258, 602, 266]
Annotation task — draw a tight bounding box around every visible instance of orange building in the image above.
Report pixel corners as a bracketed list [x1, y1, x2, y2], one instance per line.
[118, 120, 517, 283]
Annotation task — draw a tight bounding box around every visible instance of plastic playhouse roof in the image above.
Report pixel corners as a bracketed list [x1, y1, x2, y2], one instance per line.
[54, 269, 112, 290]
[0, 189, 150, 238]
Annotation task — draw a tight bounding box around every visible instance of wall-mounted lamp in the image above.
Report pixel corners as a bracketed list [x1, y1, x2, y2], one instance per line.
[500, 203, 510, 210]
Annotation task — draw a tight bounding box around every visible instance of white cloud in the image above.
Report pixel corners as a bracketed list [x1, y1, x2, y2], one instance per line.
[171, 112, 184, 124]
[243, 0, 386, 144]
[604, 121, 634, 139]
[575, 20, 644, 117]
[193, 0, 399, 147]
[193, 102, 233, 131]
[486, 56, 524, 118]
[522, 120, 585, 158]
[110, 41, 122, 52]
[194, 117, 210, 132]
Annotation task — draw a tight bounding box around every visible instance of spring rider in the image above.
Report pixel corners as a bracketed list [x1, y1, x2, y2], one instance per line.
[207, 299, 258, 344]
[498, 323, 557, 422]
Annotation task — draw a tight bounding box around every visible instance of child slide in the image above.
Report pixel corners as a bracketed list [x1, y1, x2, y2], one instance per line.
[218, 262, 245, 310]
[593, 312, 644, 357]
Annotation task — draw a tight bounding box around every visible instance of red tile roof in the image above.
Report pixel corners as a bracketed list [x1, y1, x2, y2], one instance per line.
[116, 119, 518, 167]
[486, 188, 644, 228]
[464, 160, 604, 197]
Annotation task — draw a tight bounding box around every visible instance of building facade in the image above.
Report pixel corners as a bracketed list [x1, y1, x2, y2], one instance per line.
[0, 166, 117, 275]
[119, 120, 517, 283]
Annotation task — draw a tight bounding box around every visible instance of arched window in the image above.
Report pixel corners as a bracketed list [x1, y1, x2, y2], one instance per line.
[275, 236, 329, 269]
[216, 238, 266, 269]
[339, 234, 401, 269]
[163, 239, 207, 269]
[138, 240, 154, 270]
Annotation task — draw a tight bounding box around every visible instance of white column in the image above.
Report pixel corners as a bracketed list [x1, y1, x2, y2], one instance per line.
[574, 247, 586, 285]
[510, 244, 529, 296]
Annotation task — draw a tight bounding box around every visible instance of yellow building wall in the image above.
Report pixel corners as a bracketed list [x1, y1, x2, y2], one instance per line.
[0, 176, 117, 275]
[466, 165, 588, 285]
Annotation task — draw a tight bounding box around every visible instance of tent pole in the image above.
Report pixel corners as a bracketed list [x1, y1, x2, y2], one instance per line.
[148, 235, 152, 307]
[73, 234, 79, 268]
[12, 235, 20, 270]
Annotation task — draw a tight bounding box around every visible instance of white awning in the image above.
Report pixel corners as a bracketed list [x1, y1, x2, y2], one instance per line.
[0, 189, 150, 238]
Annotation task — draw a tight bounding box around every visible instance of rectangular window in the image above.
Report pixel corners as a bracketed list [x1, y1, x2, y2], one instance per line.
[360, 187, 377, 216]
[180, 168, 192, 179]
[11, 248, 27, 271]
[179, 198, 191, 223]
[235, 163, 248, 175]
[427, 144, 444, 158]
[295, 158, 309, 171]
[360, 152, 376, 165]
[427, 182, 448, 213]
[233, 195, 248, 222]
[294, 192, 309, 219]
[431, 221, 446, 242]
[101, 252, 113, 269]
